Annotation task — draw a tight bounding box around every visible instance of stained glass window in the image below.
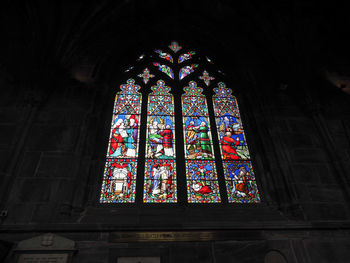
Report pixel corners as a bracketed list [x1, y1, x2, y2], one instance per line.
[213, 82, 260, 203]
[199, 70, 215, 86]
[178, 51, 195, 63]
[101, 41, 261, 205]
[168, 41, 182, 53]
[179, 64, 198, 80]
[100, 79, 142, 203]
[182, 81, 221, 203]
[138, 68, 155, 84]
[144, 80, 177, 203]
[155, 50, 173, 63]
[153, 62, 174, 79]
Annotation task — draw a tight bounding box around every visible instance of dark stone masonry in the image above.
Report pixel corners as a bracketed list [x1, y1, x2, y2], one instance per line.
[1, 1, 350, 262]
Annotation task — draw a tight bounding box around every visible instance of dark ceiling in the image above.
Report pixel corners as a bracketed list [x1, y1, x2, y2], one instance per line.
[0, 1, 348, 89]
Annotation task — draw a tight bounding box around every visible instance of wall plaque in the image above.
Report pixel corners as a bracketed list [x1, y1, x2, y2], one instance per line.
[14, 234, 76, 263]
[18, 253, 68, 263]
[110, 230, 264, 242]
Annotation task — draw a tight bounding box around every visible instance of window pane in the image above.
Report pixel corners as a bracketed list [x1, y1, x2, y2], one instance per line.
[144, 80, 177, 203]
[100, 79, 142, 203]
[213, 82, 260, 203]
[182, 81, 221, 203]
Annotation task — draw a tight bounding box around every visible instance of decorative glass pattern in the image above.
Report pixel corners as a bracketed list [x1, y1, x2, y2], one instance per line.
[199, 70, 215, 86]
[186, 160, 220, 203]
[179, 64, 198, 80]
[155, 50, 173, 63]
[168, 41, 182, 53]
[213, 82, 260, 203]
[153, 62, 174, 79]
[182, 81, 221, 203]
[144, 80, 177, 203]
[178, 51, 196, 63]
[102, 41, 260, 205]
[138, 68, 155, 84]
[101, 79, 142, 203]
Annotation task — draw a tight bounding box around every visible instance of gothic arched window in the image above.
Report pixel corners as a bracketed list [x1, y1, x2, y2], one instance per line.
[100, 41, 260, 204]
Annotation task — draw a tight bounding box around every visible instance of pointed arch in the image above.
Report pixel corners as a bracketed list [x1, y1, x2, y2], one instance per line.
[213, 82, 260, 203]
[144, 80, 177, 203]
[182, 81, 221, 203]
[100, 79, 142, 203]
[100, 41, 260, 205]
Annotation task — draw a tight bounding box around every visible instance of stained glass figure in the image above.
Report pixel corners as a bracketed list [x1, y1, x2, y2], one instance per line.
[144, 159, 177, 203]
[155, 50, 173, 63]
[186, 160, 221, 203]
[223, 160, 260, 203]
[100, 79, 142, 203]
[178, 51, 196, 63]
[179, 64, 198, 80]
[144, 80, 177, 203]
[168, 41, 182, 53]
[153, 62, 174, 79]
[138, 68, 155, 84]
[199, 70, 215, 86]
[213, 82, 260, 203]
[182, 81, 221, 202]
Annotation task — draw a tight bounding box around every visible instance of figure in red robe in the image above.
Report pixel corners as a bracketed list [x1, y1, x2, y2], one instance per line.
[109, 119, 125, 156]
[159, 125, 173, 157]
[220, 127, 240, 160]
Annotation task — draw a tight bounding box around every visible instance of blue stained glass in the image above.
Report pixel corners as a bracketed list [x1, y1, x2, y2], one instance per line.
[144, 80, 177, 203]
[101, 79, 142, 203]
[155, 49, 173, 63]
[213, 82, 260, 203]
[179, 64, 198, 80]
[178, 51, 195, 63]
[153, 62, 174, 79]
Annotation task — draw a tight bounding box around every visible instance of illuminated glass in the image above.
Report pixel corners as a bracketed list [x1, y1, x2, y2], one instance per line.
[153, 62, 174, 79]
[138, 68, 155, 84]
[155, 50, 173, 63]
[199, 70, 215, 86]
[100, 79, 142, 203]
[178, 51, 195, 63]
[182, 81, 221, 203]
[102, 41, 260, 205]
[144, 80, 177, 203]
[179, 64, 198, 80]
[168, 41, 182, 53]
[213, 82, 260, 203]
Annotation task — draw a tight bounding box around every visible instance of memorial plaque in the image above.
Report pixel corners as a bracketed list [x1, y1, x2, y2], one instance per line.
[110, 230, 265, 242]
[18, 253, 68, 263]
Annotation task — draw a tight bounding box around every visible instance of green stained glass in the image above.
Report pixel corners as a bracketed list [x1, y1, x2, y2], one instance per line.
[213, 82, 260, 203]
[101, 79, 142, 203]
[182, 81, 221, 203]
[144, 80, 177, 203]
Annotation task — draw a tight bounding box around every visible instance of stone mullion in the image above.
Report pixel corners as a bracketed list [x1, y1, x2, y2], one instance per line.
[135, 86, 149, 204]
[205, 91, 228, 204]
[173, 90, 186, 205]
